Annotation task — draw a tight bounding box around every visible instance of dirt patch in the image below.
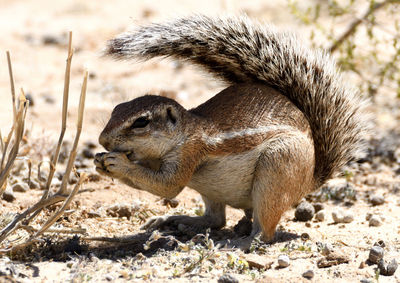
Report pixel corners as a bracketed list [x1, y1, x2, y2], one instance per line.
[1, 0, 400, 282]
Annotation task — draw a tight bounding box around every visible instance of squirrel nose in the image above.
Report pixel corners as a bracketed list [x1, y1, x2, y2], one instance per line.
[99, 134, 111, 151]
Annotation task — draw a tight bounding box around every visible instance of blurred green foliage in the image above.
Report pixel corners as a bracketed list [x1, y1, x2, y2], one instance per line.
[288, 0, 400, 99]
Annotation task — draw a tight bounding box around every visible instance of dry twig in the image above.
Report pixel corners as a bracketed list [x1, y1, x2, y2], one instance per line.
[329, 0, 395, 52]
[0, 32, 89, 254]
[42, 31, 74, 199]
[0, 90, 28, 196]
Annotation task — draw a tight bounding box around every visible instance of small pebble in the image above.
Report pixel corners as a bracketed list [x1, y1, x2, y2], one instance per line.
[87, 211, 101, 218]
[84, 141, 97, 149]
[359, 261, 365, 269]
[295, 202, 315, 222]
[162, 198, 180, 208]
[302, 269, 314, 279]
[68, 175, 78, 185]
[368, 246, 384, 264]
[332, 211, 354, 223]
[315, 210, 325, 221]
[12, 182, 29, 192]
[106, 203, 133, 218]
[105, 275, 114, 281]
[373, 240, 385, 248]
[360, 279, 373, 283]
[244, 254, 273, 270]
[218, 274, 239, 283]
[42, 33, 67, 46]
[87, 173, 101, 182]
[43, 95, 55, 104]
[29, 180, 39, 189]
[82, 148, 95, 159]
[378, 258, 398, 276]
[370, 195, 385, 206]
[301, 233, 310, 241]
[369, 215, 382, 227]
[313, 203, 324, 212]
[278, 255, 290, 268]
[2, 190, 16, 202]
[343, 213, 354, 223]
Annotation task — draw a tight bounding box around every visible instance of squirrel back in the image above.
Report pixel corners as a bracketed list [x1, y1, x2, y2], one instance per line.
[105, 15, 368, 187]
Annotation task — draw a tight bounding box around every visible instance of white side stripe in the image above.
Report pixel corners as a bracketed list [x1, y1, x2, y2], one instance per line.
[202, 125, 296, 146]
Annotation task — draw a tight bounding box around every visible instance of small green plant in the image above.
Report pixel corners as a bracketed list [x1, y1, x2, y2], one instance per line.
[226, 253, 249, 273]
[375, 267, 380, 282]
[289, 0, 400, 99]
[281, 241, 313, 253]
[174, 231, 217, 277]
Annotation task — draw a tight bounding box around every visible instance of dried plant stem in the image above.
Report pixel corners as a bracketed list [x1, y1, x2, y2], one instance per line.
[0, 130, 3, 153]
[6, 51, 16, 123]
[0, 35, 89, 255]
[329, 0, 394, 52]
[0, 194, 67, 244]
[34, 173, 86, 239]
[42, 31, 74, 200]
[0, 91, 28, 196]
[0, 174, 86, 255]
[0, 125, 14, 171]
[58, 70, 87, 195]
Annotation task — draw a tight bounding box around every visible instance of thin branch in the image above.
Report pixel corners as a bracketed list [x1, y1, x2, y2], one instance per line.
[6, 51, 16, 123]
[0, 174, 86, 255]
[329, 0, 393, 53]
[0, 91, 28, 195]
[0, 130, 4, 153]
[42, 31, 74, 200]
[58, 70, 87, 195]
[34, 173, 86, 238]
[0, 194, 67, 244]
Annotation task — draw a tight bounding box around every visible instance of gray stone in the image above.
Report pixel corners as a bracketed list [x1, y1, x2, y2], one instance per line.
[313, 203, 324, 212]
[12, 182, 29, 192]
[369, 215, 382, 227]
[278, 254, 290, 268]
[332, 211, 354, 223]
[370, 195, 385, 206]
[343, 213, 354, 223]
[315, 210, 325, 221]
[106, 203, 133, 218]
[295, 202, 315, 222]
[378, 258, 398, 276]
[368, 246, 384, 264]
[302, 269, 314, 279]
[244, 254, 273, 270]
[2, 190, 16, 202]
[218, 274, 239, 283]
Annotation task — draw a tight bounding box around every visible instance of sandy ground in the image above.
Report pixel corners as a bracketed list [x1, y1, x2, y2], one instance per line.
[0, 0, 400, 282]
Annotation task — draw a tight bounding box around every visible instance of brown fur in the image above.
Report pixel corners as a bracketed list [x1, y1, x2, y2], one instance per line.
[95, 16, 368, 247]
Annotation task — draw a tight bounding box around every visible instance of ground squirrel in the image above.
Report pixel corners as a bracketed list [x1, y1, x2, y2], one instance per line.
[95, 15, 368, 248]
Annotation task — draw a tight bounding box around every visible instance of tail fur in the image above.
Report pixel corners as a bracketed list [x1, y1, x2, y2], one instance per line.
[105, 15, 368, 187]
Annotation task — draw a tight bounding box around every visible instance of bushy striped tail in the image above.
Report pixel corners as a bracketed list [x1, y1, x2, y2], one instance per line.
[105, 15, 368, 186]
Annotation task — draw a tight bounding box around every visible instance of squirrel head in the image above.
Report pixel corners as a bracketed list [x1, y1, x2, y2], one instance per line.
[99, 95, 187, 159]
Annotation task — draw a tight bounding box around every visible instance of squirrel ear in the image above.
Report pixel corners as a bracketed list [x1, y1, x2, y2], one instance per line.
[166, 107, 177, 125]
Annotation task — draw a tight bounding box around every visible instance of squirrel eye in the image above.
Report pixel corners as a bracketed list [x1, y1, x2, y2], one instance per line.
[131, 117, 150, 129]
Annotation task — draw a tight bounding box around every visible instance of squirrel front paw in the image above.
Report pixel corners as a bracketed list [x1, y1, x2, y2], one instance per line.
[94, 151, 132, 178]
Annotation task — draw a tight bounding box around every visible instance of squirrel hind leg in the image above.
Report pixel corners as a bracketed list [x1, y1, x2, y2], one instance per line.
[142, 196, 226, 233]
[253, 135, 315, 242]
